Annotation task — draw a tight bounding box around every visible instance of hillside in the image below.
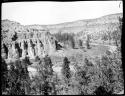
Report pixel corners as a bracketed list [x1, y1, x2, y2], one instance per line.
[1, 13, 122, 46]
[25, 13, 122, 34]
[2, 13, 122, 33]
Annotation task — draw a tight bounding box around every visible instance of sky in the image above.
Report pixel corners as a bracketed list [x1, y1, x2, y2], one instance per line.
[2, 1, 123, 25]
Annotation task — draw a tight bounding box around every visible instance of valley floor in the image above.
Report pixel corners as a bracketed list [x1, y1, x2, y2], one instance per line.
[50, 44, 110, 74]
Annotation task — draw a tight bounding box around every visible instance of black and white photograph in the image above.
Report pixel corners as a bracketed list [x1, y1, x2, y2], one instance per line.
[1, 1, 124, 95]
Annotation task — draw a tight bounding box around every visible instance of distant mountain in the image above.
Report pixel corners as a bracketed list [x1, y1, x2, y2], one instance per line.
[2, 13, 123, 36]
[47, 13, 122, 29]
[25, 13, 122, 34]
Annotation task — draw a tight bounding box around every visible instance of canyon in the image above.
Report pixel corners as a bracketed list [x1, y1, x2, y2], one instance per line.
[1, 29, 62, 62]
[1, 13, 122, 66]
[1, 13, 123, 65]
[1, 13, 123, 95]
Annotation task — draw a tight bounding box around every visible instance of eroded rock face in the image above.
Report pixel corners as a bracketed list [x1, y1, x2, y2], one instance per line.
[2, 29, 61, 61]
[1, 43, 8, 59]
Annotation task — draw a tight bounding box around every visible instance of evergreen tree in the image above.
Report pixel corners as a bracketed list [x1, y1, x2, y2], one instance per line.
[61, 57, 71, 83]
[33, 55, 56, 95]
[20, 58, 31, 95]
[53, 32, 75, 49]
[79, 39, 83, 48]
[7, 61, 22, 95]
[74, 58, 96, 95]
[6, 58, 31, 95]
[86, 34, 90, 49]
[44, 55, 56, 95]
[1, 58, 8, 94]
[70, 37, 75, 49]
[112, 17, 122, 49]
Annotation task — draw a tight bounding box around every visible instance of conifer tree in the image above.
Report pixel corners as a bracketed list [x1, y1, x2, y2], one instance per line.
[1, 58, 8, 94]
[86, 34, 90, 49]
[79, 39, 83, 48]
[61, 57, 71, 83]
[35, 55, 56, 95]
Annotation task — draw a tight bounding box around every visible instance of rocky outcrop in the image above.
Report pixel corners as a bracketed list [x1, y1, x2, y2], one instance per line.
[1, 28, 61, 61]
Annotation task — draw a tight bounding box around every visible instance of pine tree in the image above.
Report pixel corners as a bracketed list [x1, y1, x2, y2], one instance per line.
[86, 35, 90, 49]
[6, 58, 31, 95]
[35, 55, 56, 95]
[61, 57, 71, 83]
[74, 57, 95, 95]
[1, 58, 8, 94]
[79, 39, 83, 49]
[20, 58, 31, 95]
[70, 36, 75, 49]
[44, 55, 56, 95]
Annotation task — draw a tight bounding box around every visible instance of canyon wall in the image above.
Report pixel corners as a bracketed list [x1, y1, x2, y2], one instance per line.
[1, 29, 60, 61]
[1, 13, 122, 61]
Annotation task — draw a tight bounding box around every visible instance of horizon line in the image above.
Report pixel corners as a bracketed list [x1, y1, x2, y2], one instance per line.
[2, 12, 123, 26]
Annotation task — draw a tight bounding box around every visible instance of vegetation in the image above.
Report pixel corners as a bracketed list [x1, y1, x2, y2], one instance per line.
[53, 32, 75, 49]
[61, 57, 71, 83]
[29, 55, 56, 95]
[79, 39, 83, 48]
[112, 17, 122, 48]
[1, 15, 123, 95]
[1, 59, 8, 94]
[86, 34, 90, 49]
[5, 58, 31, 95]
[2, 45, 123, 95]
[101, 33, 108, 42]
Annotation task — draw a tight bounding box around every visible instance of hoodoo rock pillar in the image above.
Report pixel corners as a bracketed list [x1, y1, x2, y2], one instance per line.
[21, 40, 27, 59]
[1, 44, 8, 59]
[27, 39, 35, 59]
[2, 29, 62, 61]
[37, 39, 41, 57]
[7, 44, 13, 60]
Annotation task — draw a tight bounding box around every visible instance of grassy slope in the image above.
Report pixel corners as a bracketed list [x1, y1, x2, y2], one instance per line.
[51, 44, 109, 67]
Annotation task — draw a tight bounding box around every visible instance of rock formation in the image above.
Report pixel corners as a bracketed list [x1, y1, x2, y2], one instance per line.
[1, 28, 62, 62]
